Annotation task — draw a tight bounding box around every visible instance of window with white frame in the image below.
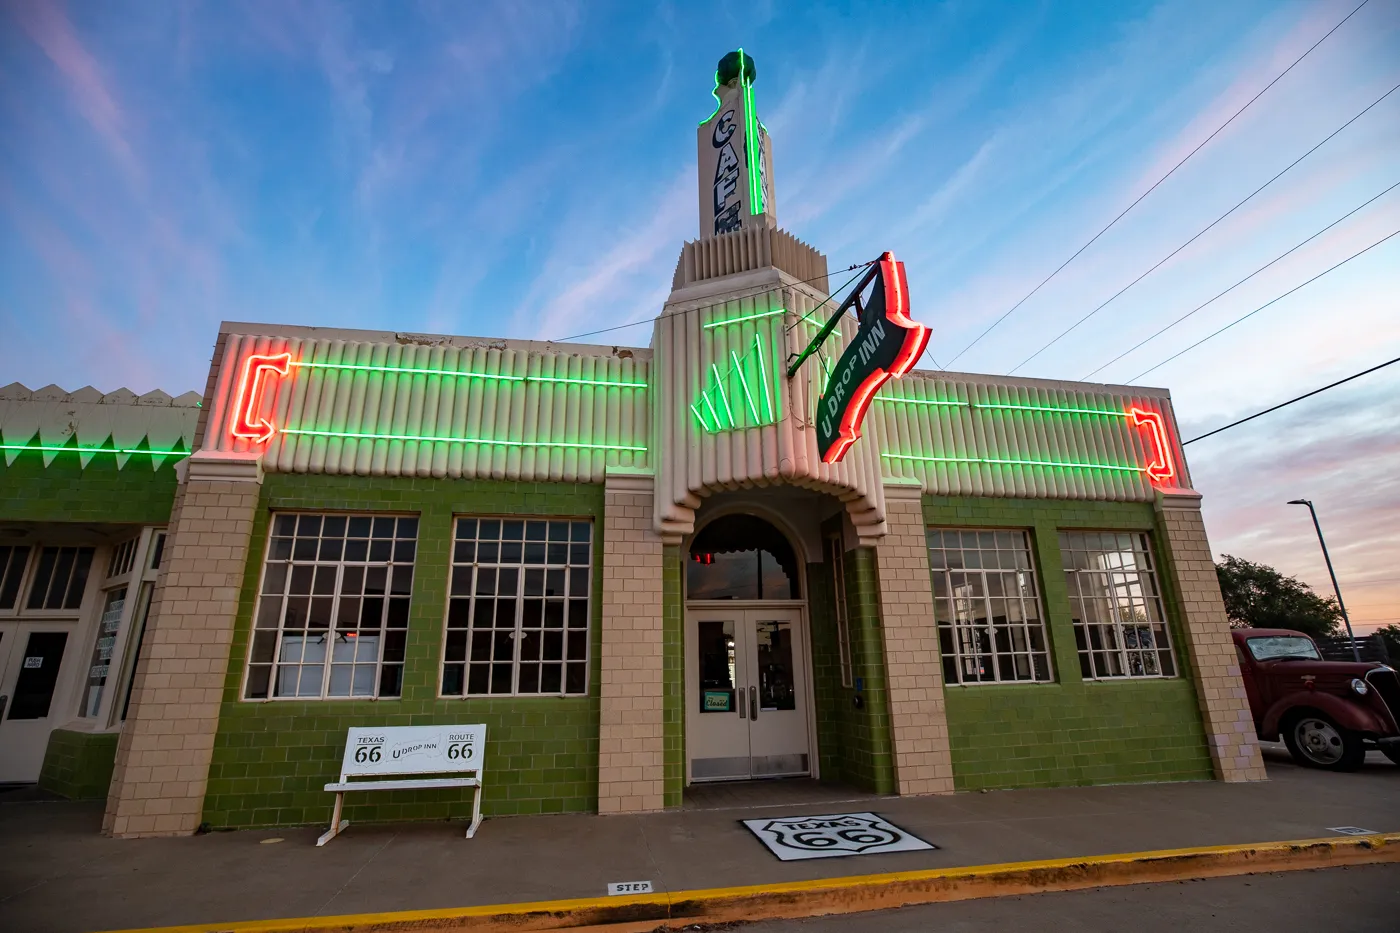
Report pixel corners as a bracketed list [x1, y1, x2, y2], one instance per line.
[26, 546, 95, 611]
[926, 529, 1052, 684]
[1059, 531, 1176, 679]
[0, 544, 31, 610]
[442, 518, 592, 697]
[245, 513, 417, 700]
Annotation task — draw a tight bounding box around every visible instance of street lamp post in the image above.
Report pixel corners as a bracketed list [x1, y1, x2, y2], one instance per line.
[1287, 499, 1360, 662]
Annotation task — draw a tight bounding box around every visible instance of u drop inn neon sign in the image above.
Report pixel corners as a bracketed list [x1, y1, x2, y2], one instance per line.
[790, 252, 930, 463]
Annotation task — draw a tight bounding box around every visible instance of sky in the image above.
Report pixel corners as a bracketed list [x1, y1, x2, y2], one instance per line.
[1, 0, 1397, 633]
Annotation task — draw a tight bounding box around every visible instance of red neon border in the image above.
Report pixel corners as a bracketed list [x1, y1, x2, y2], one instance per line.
[232, 352, 291, 443]
[823, 252, 930, 464]
[1129, 407, 1176, 484]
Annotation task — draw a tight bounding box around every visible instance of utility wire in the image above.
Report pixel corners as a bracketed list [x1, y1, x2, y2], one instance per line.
[1181, 354, 1400, 444]
[551, 262, 864, 343]
[1010, 80, 1400, 375]
[1084, 178, 1400, 379]
[941, 0, 1371, 369]
[1131, 227, 1400, 382]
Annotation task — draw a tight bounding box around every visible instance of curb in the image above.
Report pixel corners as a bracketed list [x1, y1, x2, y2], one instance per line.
[104, 832, 1400, 933]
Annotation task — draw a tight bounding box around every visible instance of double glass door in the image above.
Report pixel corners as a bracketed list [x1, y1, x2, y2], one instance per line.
[0, 623, 75, 782]
[686, 608, 810, 782]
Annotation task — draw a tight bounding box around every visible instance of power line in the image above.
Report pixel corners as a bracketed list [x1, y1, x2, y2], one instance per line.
[550, 262, 865, 343]
[1181, 354, 1400, 445]
[1010, 81, 1400, 375]
[941, 0, 1371, 370]
[1131, 227, 1400, 382]
[1084, 179, 1400, 380]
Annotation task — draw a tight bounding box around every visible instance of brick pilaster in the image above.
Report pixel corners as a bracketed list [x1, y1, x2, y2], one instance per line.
[1156, 490, 1267, 783]
[874, 483, 955, 795]
[104, 452, 263, 836]
[597, 471, 666, 813]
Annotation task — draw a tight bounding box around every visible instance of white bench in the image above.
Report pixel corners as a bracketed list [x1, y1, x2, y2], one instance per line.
[318, 724, 486, 846]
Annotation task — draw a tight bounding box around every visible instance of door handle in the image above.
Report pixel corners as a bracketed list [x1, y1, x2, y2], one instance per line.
[737, 687, 746, 719]
[750, 686, 758, 721]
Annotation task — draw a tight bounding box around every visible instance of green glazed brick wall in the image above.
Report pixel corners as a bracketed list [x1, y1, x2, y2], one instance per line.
[37, 729, 119, 799]
[0, 447, 179, 525]
[842, 547, 897, 793]
[202, 474, 605, 829]
[923, 495, 1213, 790]
[662, 544, 684, 807]
[805, 534, 896, 794]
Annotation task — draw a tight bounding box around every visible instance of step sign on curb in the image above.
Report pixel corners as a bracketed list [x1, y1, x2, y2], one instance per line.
[608, 881, 654, 896]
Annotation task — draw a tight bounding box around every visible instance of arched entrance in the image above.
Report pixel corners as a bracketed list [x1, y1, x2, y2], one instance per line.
[685, 513, 814, 783]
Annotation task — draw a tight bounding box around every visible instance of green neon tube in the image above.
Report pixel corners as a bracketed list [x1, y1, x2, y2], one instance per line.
[754, 333, 774, 422]
[291, 361, 646, 388]
[740, 48, 763, 215]
[881, 452, 1144, 473]
[280, 429, 645, 452]
[529, 376, 648, 388]
[702, 391, 723, 431]
[690, 402, 715, 433]
[972, 402, 1127, 416]
[730, 350, 762, 424]
[0, 443, 190, 457]
[703, 307, 786, 329]
[710, 363, 735, 428]
[875, 396, 969, 408]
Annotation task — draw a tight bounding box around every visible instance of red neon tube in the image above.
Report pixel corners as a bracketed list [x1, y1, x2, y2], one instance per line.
[1129, 407, 1176, 484]
[232, 353, 291, 443]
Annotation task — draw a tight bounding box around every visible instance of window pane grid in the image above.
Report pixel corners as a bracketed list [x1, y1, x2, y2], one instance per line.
[443, 518, 592, 697]
[1059, 531, 1176, 679]
[245, 513, 417, 700]
[0, 545, 31, 610]
[926, 529, 1051, 685]
[25, 546, 94, 611]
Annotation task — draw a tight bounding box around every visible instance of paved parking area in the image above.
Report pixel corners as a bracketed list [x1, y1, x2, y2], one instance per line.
[0, 751, 1394, 933]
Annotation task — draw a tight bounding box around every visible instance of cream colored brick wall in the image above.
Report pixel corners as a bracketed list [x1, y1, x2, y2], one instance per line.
[104, 456, 263, 837]
[597, 472, 666, 813]
[1157, 491, 1267, 783]
[874, 483, 955, 795]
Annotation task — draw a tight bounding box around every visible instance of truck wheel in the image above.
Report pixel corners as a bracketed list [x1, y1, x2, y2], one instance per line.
[1282, 712, 1366, 771]
[1383, 747, 1400, 767]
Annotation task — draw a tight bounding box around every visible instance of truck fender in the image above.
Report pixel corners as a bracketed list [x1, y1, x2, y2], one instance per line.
[1262, 692, 1388, 739]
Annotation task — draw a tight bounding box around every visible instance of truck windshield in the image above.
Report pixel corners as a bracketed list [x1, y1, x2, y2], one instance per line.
[1247, 636, 1321, 662]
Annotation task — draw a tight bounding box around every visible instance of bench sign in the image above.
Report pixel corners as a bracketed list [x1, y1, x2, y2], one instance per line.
[342, 724, 484, 777]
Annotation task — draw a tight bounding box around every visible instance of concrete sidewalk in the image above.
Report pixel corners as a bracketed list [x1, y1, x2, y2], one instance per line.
[1, 747, 1396, 933]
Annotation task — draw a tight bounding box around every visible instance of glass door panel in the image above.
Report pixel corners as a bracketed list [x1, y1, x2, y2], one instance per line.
[687, 614, 751, 781]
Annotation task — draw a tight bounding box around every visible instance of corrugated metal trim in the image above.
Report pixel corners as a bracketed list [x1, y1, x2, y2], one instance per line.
[672, 226, 828, 293]
[654, 286, 888, 541]
[871, 372, 1190, 501]
[0, 382, 199, 469]
[205, 335, 650, 482]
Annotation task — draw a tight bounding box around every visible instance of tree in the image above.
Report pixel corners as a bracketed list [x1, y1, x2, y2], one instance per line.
[1215, 555, 1341, 640]
[1376, 624, 1400, 662]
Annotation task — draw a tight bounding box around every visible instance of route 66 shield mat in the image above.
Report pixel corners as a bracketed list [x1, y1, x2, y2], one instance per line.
[741, 811, 937, 861]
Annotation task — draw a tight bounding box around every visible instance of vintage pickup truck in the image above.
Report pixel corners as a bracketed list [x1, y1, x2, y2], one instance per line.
[1233, 628, 1400, 771]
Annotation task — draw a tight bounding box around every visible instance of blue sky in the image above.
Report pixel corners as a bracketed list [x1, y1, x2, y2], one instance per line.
[1, 0, 1397, 631]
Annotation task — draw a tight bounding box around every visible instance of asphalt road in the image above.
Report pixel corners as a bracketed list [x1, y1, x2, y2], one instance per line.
[726, 864, 1400, 932]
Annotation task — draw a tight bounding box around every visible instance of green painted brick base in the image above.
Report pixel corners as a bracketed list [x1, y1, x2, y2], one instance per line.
[203, 474, 605, 829]
[808, 523, 896, 795]
[0, 447, 179, 525]
[38, 729, 119, 800]
[925, 495, 1213, 791]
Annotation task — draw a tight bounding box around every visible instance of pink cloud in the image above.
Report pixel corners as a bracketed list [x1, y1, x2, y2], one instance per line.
[10, 0, 144, 187]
